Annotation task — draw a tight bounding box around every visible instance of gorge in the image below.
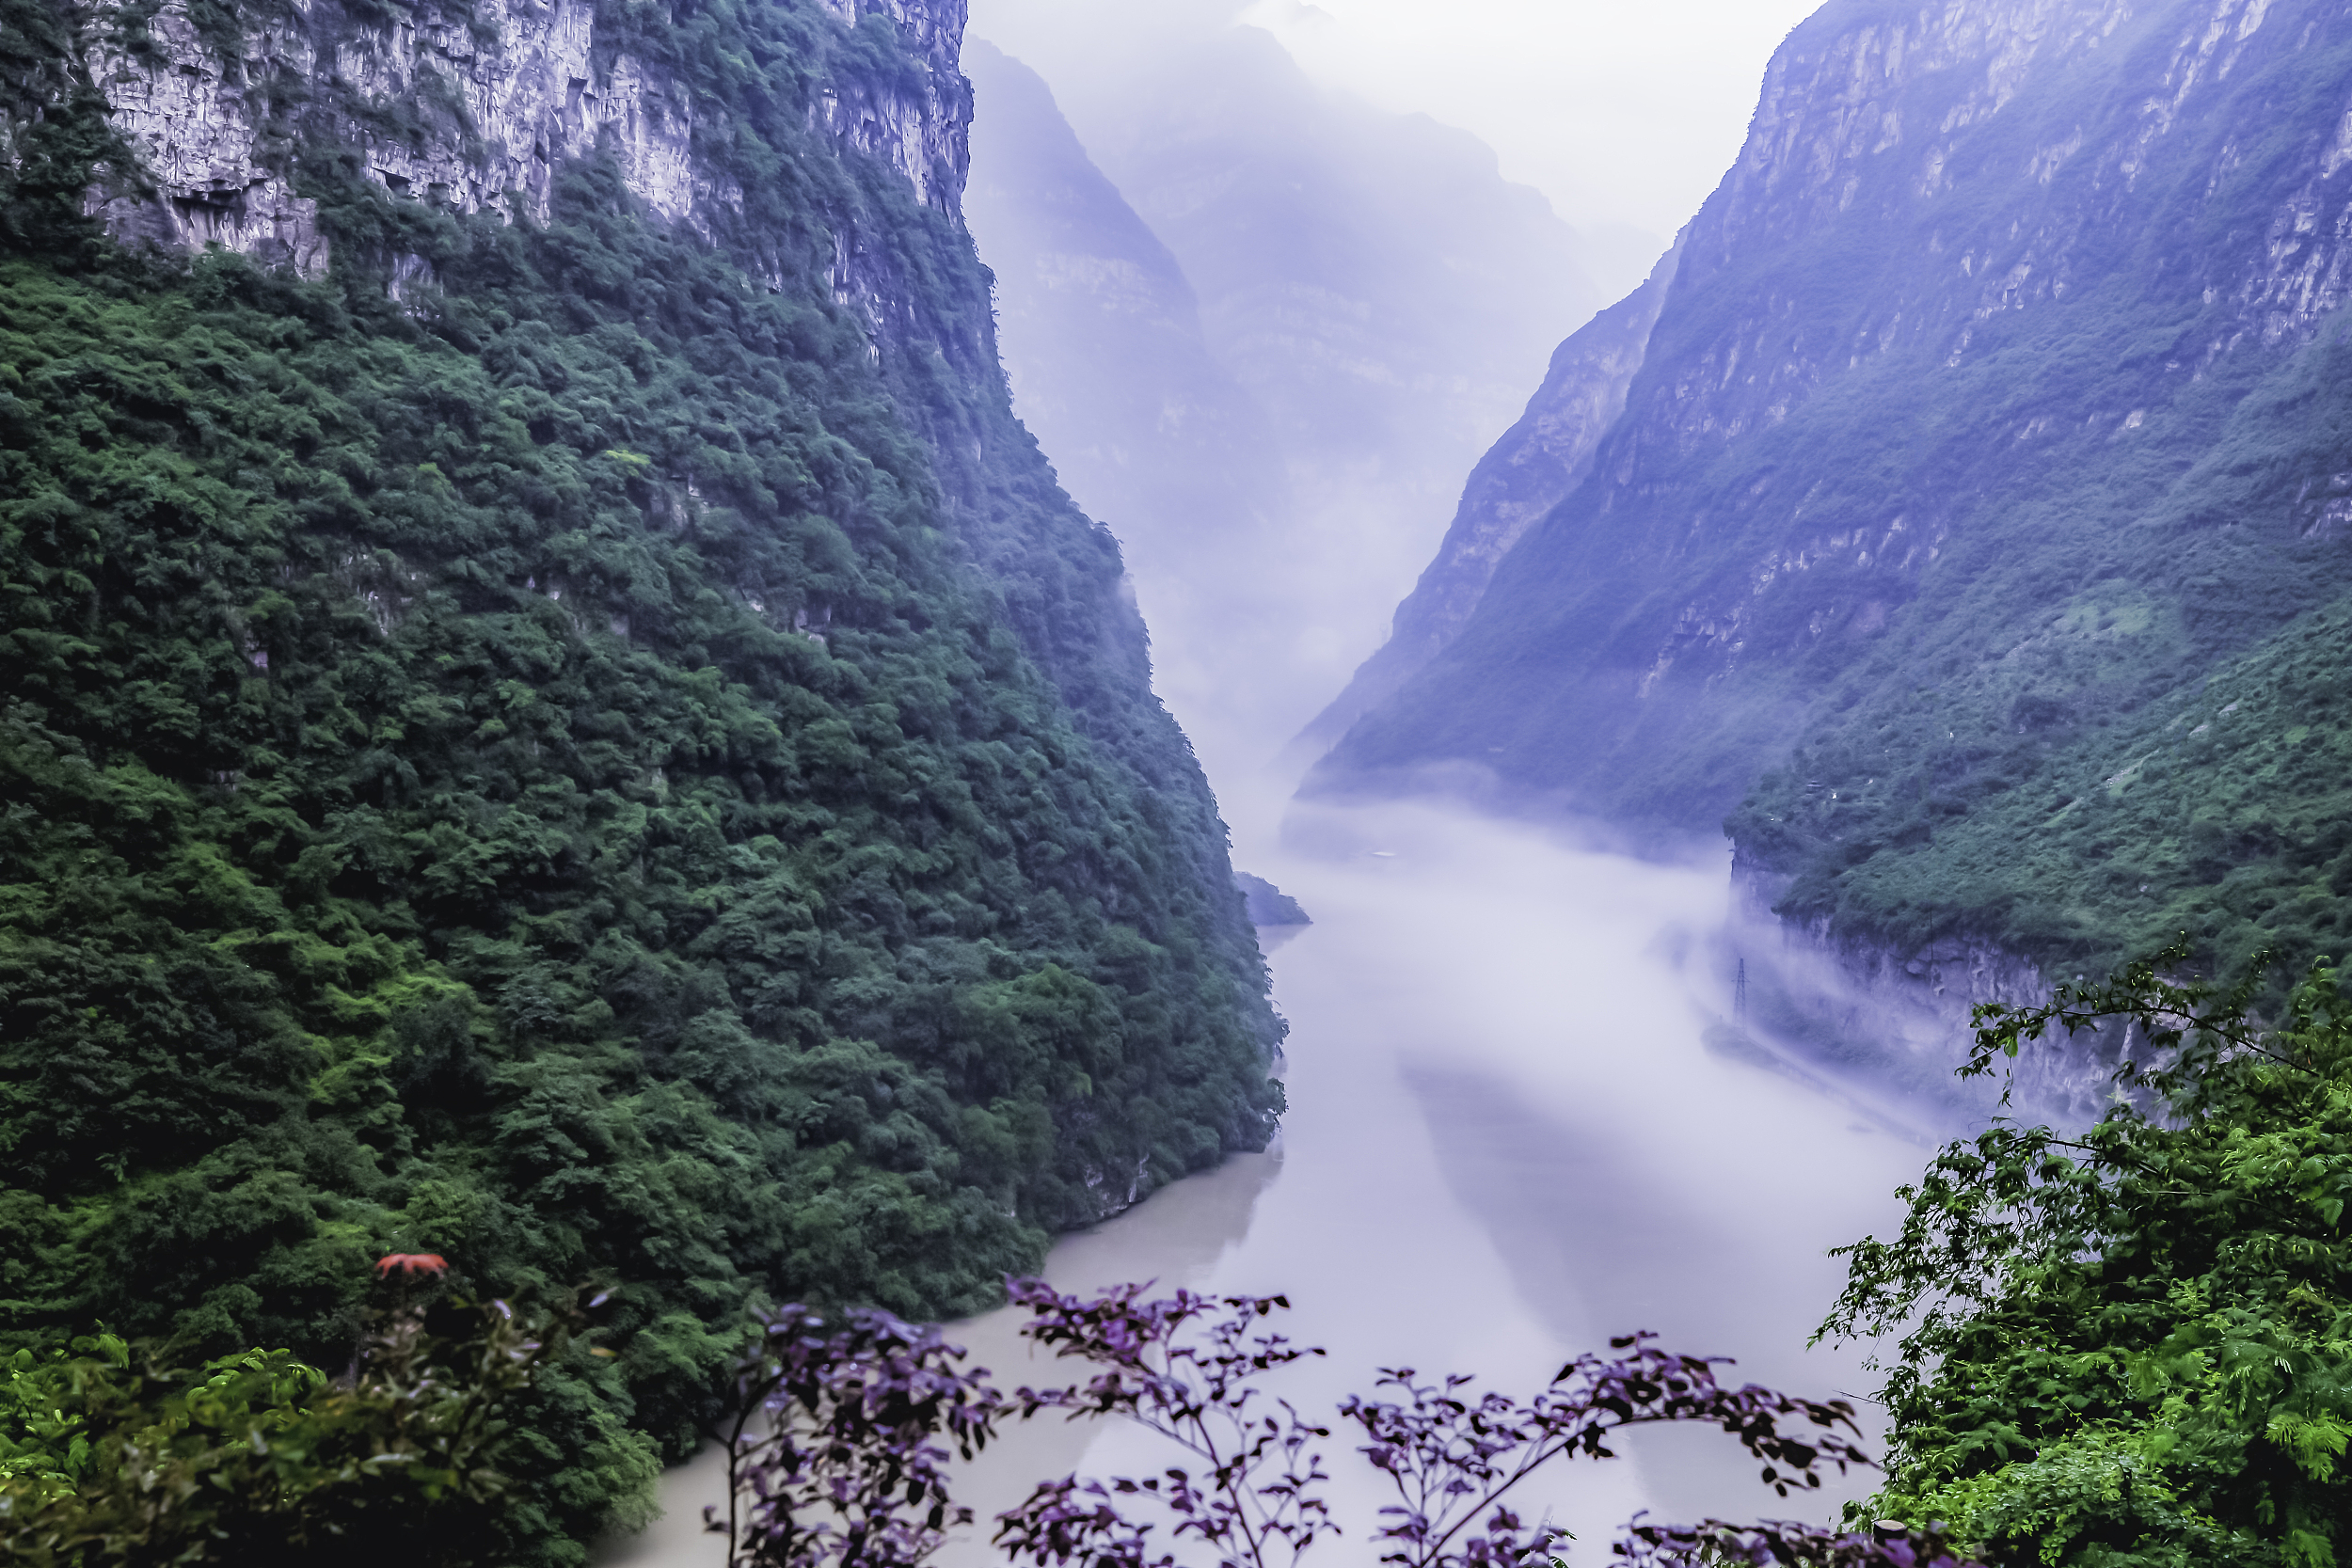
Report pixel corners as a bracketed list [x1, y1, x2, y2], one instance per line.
[11, 0, 2352, 1562]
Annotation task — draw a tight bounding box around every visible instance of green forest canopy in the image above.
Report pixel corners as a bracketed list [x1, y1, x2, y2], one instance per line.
[1829, 954, 2352, 1568]
[0, 0, 1281, 1556]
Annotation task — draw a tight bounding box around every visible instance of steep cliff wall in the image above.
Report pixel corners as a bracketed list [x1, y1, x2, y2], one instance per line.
[1721, 868, 2131, 1129]
[80, 0, 967, 266]
[1304, 238, 1682, 749]
[0, 0, 1280, 1549]
[1316, 0, 2352, 1013]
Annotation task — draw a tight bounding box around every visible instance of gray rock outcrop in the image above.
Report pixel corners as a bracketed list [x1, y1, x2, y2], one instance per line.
[1303, 236, 1683, 749]
[76, 0, 968, 284]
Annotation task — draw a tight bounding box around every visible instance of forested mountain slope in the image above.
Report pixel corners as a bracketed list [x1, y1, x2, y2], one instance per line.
[0, 0, 1279, 1544]
[1314, 0, 2352, 995]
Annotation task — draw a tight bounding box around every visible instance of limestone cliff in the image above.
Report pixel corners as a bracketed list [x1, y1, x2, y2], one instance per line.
[80, 0, 967, 275]
[1304, 237, 1682, 750]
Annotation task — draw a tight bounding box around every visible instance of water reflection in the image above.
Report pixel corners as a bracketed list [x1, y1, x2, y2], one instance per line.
[599, 797, 1924, 1564]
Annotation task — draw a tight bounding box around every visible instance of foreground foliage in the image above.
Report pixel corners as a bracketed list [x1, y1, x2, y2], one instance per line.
[4, 1278, 1974, 1568]
[1825, 947, 2352, 1566]
[713, 1303, 1008, 1568]
[0, 1281, 628, 1566]
[712, 1283, 1977, 1568]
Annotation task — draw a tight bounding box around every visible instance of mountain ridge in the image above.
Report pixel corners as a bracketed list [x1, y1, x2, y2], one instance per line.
[1313, 0, 2352, 1018]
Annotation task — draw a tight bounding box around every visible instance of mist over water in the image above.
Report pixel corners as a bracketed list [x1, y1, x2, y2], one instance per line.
[600, 10, 1945, 1560]
[1119, 798, 1920, 1548]
[602, 788, 1929, 1564]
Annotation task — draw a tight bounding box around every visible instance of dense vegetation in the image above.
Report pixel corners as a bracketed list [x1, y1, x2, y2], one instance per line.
[1828, 955, 2352, 1566]
[1737, 582, 2352, 995]
[0, 0, 1279, 1555]
[1726, 266, 2352, 990]
[2, 1278, 606, 1565]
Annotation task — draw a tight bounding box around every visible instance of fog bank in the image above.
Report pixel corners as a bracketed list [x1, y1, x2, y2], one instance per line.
[964, 1, 1604, 814]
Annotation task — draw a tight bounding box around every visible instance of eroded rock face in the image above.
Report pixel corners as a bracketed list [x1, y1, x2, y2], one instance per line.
[1721, 862, 2140, 1129]
[1668, 0, 2349, 451]
[85, 7, 327, 272]
[813, 0, 970, 213]
[1303, 237, 1684, 749]
[76, 0, 971, 277]
[1605, 0, 2352, 662]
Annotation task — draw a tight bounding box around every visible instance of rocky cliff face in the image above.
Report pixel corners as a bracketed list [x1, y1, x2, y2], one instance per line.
[1315, 0, 2352, 1027]
[1632, 0, 2352, 457]
[1303, 238, 1682, 749]
[84, 0, 970, 275]
[1725, 864, 2125, 1127]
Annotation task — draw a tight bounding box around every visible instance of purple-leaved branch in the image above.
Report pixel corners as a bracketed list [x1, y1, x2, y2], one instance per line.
[994, 1279, 1336, 1568]
[707, 1282, 1984, 1568]
[1341, 1333, 1871, 1568]
[710, 1305, 1007, 1568]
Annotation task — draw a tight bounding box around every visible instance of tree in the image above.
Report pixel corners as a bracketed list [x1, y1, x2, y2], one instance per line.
[1822, 942, 2352, 1567]
[0, 1263, 637, 1566]
[710, 1304, 1008, 1568]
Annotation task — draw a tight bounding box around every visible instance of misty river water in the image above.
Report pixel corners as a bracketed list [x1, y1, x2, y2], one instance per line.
[596, 792, 1935, 1566]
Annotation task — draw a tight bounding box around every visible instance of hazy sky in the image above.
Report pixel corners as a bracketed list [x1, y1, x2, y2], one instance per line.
[1239, 0, 1822, 261]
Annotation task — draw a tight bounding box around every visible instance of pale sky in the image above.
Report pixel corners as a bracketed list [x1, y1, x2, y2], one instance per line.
[1239, 0, 1823, 270]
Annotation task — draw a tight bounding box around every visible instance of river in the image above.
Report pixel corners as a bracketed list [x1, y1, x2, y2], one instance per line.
[596, 791, 1931, 1566]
